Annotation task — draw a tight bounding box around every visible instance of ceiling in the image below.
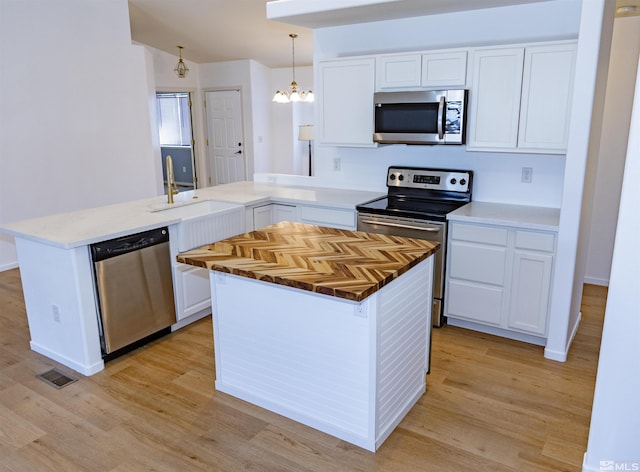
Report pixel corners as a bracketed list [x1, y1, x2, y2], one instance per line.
[128, 0, 314, 68]
[128, 0, 640, 69]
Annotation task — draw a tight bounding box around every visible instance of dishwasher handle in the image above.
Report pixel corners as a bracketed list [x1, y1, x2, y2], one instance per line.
[360, 219, 441, 232]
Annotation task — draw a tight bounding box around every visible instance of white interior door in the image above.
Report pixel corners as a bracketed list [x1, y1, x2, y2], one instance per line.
[205, 90, 245, 185]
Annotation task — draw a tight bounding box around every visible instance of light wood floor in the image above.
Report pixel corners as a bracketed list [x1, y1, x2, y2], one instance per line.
[0, 268, 606, 471]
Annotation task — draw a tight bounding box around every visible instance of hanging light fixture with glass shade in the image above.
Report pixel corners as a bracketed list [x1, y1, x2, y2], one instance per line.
[273, 34, 314, 103]
[174, 45, 189, 78]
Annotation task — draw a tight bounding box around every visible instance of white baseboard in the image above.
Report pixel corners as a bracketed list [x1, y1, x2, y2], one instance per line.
[30, 341, 104, 376]
[0, 261, 19, 272]
[544, 311, 582, 362]
[171, 310, 211, 331]
[584, 276, 609, 286]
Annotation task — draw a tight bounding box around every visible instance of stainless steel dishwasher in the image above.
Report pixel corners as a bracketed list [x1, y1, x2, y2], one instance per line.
[90, 227, 176, 359]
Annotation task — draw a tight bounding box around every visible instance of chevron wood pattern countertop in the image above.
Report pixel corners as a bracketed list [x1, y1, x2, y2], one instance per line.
[177, 221, 439, 301]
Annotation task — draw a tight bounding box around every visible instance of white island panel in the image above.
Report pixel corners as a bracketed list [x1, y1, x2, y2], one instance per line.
[210, 258, 433, 451]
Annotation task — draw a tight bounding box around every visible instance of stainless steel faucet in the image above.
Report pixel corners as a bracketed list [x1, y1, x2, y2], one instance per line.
[165, 155, 179, 204]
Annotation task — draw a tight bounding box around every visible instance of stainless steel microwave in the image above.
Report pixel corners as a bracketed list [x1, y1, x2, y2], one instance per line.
[373, 89, 468, 145]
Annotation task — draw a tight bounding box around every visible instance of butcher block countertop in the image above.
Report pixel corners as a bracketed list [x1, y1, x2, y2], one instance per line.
[177, 221, 439, 302]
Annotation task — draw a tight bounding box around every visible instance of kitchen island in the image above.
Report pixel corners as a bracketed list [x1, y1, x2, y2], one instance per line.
[177, 221, 439, 451]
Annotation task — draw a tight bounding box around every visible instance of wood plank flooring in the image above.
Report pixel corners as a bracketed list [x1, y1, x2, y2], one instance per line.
[0, 268, 605, 471]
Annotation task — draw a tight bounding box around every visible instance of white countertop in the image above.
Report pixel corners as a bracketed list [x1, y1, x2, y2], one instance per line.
[447, 201, 560, 231]
[0, 182, 384, 249]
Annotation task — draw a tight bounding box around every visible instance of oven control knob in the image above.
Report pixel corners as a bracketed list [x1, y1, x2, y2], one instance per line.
[460, 179, 467, 186]
[450, 178, 457, 185]
[398, 174, 404, 181]
[390, 174, 396, 180]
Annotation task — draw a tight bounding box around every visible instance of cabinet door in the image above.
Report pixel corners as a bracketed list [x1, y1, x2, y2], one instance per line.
[376, 54, 422, 90]
[253, 204, 273, 230]
[467, 47, 524, 149]
[518, 43, 577, 152]
[175, 263, 211, 321]
[318, 58, 376, 147]
[508, 250, 553, 335]
[421, 51, 467, 88]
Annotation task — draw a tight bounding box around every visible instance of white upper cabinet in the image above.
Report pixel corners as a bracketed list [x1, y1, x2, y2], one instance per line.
[376, 53, 422, 89]
[375, 50, 467, 90]
[421, 51, 467, 88]
[467, 47, 525, 149]
[318, 57, 376, 147]
[518, 43, 577, 151]
[467, 41, 577, 154]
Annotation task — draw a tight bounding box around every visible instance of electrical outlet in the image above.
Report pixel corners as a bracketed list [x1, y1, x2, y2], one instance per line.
[521, 167, 533, 183]
[333, 158, 341, 171]
[52, 304, 60, 322]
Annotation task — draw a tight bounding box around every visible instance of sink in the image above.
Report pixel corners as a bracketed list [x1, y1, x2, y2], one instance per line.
[150, 199, 243, 221]
[150, 199, 246, 252]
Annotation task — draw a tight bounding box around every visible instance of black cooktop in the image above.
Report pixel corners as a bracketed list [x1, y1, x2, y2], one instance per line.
[356, 196, 467, 222]
[357, 167, 473, 222]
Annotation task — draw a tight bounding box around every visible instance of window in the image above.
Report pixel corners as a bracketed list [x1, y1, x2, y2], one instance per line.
[156, 92, 192, 146]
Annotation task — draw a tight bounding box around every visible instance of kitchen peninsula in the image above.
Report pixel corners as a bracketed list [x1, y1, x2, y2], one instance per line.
[0, 182, 384, 376]
[177, 221, 439, 451]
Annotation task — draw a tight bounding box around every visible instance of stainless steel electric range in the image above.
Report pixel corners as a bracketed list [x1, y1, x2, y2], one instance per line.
[356, 166, 473, 327]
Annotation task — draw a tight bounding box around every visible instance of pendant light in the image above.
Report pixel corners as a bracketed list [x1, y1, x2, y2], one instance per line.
[273, 34, 314, 103]
[174, 45, 189, 78]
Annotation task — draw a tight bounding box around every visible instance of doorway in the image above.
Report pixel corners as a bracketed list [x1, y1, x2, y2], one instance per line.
[155, 92, 196, 192]
[204, 90, 245, 185]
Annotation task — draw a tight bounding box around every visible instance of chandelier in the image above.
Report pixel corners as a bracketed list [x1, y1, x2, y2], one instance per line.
[174, 46, 189, 78]
[273, 34, 314, 103]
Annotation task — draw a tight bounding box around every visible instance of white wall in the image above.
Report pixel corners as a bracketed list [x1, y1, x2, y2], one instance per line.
[0, 0, 159, 271]
[584, 16, 640, 286]
[582, 51, 640, 472]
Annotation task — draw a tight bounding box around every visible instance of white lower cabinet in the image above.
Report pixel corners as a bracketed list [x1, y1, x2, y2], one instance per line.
[169, 207, 246, 323]
[445, 222, 555, 340]
[174, 263, 211, 321]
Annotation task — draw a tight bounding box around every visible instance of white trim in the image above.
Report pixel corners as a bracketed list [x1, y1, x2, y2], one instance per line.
[584, 276, 609, 286]
[0, 261, 19, 272]
[544, 311, 582, 361]
[30, 341, 104, 376]
[445, 317, 547, 346]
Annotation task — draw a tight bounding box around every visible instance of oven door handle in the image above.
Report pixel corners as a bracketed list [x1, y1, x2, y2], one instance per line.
[360, 219, 441, 232]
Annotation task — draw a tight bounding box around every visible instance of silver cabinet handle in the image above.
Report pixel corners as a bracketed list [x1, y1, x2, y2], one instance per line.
[360, 219, 441, 232]
[437, 96, 445, 140]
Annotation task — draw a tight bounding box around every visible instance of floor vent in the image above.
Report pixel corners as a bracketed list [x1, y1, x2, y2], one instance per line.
[36, 369, 78, 389]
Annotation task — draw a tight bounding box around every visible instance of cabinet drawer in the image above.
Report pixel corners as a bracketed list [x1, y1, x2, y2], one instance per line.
[451, 223, 508, 246]
[298, 206, 355, 229]
[449, 241, 507, 285]
[515, 231, 555, 252]
[447, 280, 503, 325]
